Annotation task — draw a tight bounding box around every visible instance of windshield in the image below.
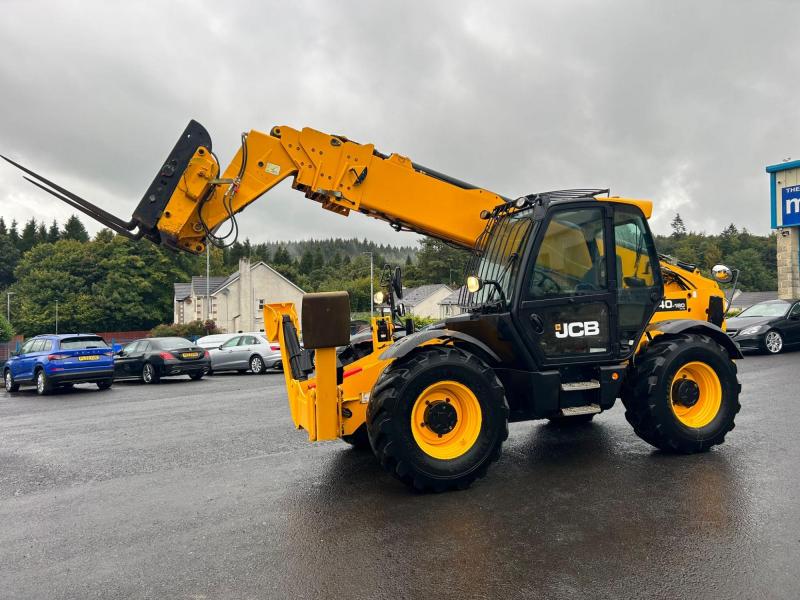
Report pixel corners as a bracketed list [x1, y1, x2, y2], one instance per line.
[737, 301, 789, 318]
[60, 336, 109, 349]
[462, 211, 534, 307]
[155, 337, 194, 349]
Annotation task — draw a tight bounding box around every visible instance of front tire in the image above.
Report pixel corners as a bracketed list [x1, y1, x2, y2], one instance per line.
[142, 362, 160, 384]
[762, 330, 783, 354]
[189, 372, 204, 381]
[97, 379, 113, 390]
[366, 346, 508, 492]
[249, 355, 265, 374]
[622, 333, 740, 453]
[4, 370, 20, 393]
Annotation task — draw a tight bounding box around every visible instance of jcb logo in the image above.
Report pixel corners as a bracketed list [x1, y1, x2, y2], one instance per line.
[554, 321, 600, 338]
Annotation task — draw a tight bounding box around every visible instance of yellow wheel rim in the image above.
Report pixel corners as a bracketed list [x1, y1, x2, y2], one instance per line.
[670, 361, 722, 428]
[411, 380, 482, 460]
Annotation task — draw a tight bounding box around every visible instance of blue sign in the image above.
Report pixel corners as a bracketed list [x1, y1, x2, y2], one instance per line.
[783, 185, 800, 227]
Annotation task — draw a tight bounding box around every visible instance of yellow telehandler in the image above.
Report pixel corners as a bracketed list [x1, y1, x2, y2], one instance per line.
[3, 120, 741, 491]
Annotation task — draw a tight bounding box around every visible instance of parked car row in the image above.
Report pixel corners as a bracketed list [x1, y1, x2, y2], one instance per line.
[3, 331, 282, 395]
[727, 298, 800, 354]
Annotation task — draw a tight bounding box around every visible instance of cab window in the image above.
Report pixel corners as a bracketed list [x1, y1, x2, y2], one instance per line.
[529, 207, 606, 298]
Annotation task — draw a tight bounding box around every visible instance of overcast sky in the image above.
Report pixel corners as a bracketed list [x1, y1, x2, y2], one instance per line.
[1, 0, 797, 246]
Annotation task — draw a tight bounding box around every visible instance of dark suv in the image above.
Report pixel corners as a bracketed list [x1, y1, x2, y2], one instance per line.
[3, 334, 114, 395]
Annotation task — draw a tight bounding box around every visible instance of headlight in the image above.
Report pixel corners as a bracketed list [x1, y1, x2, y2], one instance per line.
[741, 325, 766, 336]
[373, 291, 385, 304]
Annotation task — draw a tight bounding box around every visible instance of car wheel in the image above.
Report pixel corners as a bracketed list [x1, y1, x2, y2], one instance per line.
[189, 372, 204, 381]
[97, 379, 113, 390]
[250, 355, 265, 374]
[36, 369, 52, 396]
[142, 362, 160, 384]
[4, 370, 20, 393]
[762, 330, 783, 354]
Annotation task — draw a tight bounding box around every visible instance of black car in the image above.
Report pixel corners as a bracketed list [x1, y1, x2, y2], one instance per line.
[726, 299, 800, 354]
[114, 337, 211, 383]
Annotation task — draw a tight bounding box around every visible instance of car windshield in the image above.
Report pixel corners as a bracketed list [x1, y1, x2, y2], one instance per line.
[60, 336, 109, 349]
[737, 301, 789, 318]
[155, 337, 193, 349]
[462, 210, 535, 307]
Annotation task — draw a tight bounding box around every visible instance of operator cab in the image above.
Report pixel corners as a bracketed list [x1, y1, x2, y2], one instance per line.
[454, 190, 663, 374]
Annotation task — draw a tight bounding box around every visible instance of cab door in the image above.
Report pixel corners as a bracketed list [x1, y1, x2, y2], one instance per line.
[516, 204, 618, 366]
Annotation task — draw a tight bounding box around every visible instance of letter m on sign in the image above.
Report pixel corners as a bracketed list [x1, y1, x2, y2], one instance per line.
[783, 186, 800, 227]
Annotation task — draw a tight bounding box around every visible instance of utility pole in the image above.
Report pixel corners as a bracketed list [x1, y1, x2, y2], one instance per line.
[6, 291, 13, 324]
[363, 252, 374, 316]
[206, 244, 210, 323]
[55, 300, 59, 335]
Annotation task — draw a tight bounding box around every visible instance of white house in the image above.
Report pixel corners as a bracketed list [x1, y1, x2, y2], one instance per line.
[438, 285, 466, 319]
[174, 258, 304, 333]
[401, 284, 453, 320]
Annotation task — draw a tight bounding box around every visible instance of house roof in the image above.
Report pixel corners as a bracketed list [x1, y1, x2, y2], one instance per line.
[212, 261, 305, 295]
[174, 261, 304, 301]
[439, 286, 465, 305]
[726, 290, 779, 309]
[173, 282, 193, 301]
[401, 284, 452, 307]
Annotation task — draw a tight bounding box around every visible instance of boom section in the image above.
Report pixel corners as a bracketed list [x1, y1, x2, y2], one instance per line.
[159, 124, 506, 253]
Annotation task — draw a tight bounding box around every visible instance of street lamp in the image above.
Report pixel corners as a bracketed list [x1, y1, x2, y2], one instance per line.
[6, 291, 14, 323]
[363, 252, 374, 316]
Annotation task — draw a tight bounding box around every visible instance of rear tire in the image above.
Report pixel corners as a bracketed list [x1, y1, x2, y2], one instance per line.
[4, 370, 19, 393]
[35, 368, 52, 396]
[366, 346, 508, 492]
[249, 355, 265, 374]
[97, 379, 113, 390]
[142, 362, 160, 384]
[622, 333, 740, 453]
[342, 424, 371, 450]
[189, 372, 204, 381]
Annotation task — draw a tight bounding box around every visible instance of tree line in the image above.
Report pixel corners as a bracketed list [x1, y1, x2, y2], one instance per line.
[0, 212, 779, 339]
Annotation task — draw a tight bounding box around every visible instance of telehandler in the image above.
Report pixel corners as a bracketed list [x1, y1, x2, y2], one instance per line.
[3, 120, 742, 491]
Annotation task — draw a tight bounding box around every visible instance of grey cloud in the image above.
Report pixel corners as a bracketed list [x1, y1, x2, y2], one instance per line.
[1, 0, 797, 241]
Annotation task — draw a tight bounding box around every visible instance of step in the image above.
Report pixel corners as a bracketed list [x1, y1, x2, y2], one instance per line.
[560, 404, 602, 417]
[560, 380, 600, 392]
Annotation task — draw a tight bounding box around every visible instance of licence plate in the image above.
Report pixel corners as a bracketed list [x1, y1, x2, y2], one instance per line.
[79, 355, 100, 361]
[182, 352, 200, 359]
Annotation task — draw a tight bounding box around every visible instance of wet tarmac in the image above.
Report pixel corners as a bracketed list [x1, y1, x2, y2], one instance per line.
[1, 351, 798, 599]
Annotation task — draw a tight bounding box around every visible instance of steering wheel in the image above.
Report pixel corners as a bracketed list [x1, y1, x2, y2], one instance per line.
[532, 269, 561, 295]
[575, 281, 600, 292]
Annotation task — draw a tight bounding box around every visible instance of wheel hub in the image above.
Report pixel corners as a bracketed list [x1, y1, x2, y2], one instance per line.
[672, 378, 700, 408]
[424, 400, 458, 435]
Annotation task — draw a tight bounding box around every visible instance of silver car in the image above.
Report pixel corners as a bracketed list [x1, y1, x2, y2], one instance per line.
[207, 333, 282, 374]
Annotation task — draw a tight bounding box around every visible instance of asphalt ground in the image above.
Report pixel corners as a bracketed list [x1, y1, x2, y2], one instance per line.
[1, 350, 799, 600]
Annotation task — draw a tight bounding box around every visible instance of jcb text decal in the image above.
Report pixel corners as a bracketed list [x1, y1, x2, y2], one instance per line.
[555, 321, 601, 338]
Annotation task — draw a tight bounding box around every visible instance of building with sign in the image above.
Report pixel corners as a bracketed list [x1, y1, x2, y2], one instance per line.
[766, 160, 800, 299]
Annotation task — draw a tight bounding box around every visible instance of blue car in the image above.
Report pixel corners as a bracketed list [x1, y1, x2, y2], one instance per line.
[3, 334, 115, 395]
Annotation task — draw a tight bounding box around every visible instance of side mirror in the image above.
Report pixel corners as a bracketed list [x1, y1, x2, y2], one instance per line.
[9, 351, 18, 357]
[115, 350, 125, 357]
[711, 264, 733, 283]
[392, 266, 403, 299]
